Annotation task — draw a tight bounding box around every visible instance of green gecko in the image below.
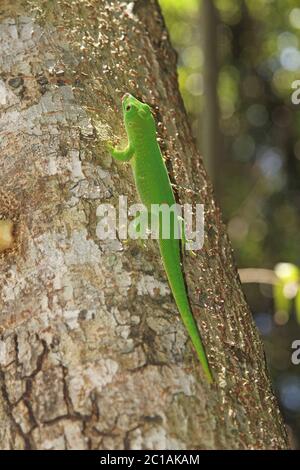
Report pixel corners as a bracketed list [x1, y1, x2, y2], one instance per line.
[108, 93, 212, 383]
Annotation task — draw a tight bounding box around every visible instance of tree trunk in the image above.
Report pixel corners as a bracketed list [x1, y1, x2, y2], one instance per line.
[0, 0, 288, 450]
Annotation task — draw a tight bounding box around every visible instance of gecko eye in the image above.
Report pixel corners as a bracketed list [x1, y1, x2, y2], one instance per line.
[126, 105, 131, 112]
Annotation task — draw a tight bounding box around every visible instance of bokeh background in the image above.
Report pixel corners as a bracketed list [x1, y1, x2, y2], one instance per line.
[159, 0, 300, 448]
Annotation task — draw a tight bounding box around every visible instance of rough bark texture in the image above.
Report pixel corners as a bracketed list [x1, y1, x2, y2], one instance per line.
[0, 0, 288, 450]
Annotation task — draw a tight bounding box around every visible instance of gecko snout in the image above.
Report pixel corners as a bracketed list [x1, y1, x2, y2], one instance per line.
[122, 93, 130, 101]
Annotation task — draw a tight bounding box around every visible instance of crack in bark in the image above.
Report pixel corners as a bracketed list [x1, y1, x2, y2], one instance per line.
[0, 368, 33, 449]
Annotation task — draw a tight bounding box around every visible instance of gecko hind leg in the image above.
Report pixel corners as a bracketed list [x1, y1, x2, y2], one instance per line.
[177, 216, 196, 257]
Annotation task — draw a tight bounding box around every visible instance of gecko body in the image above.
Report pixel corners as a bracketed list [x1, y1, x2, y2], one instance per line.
[108, 93, 212, 382]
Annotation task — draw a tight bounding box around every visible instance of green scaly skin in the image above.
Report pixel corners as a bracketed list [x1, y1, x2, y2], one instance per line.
[108, 93, 213, 383]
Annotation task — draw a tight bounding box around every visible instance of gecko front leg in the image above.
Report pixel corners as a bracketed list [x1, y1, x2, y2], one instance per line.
[107, 141, 134, 162]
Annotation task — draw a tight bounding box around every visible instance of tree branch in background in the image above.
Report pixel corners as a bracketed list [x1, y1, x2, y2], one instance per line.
[200, 0, 221, 186]
[239, 268, 278, 285]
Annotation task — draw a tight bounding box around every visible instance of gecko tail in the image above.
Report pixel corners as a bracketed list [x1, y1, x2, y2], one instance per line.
[159, 239, 213, 383]
[177, 299, 213, 384]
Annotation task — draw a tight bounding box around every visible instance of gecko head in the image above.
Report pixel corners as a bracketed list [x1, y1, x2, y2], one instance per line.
[122, 93, 152, 127]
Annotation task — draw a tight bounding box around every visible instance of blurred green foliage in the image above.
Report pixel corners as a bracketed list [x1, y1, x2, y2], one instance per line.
[160, 0, 300, 267]
[159, 0, 300, 447]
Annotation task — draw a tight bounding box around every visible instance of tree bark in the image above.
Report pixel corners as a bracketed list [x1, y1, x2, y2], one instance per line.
[0, 0, 288, 450]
